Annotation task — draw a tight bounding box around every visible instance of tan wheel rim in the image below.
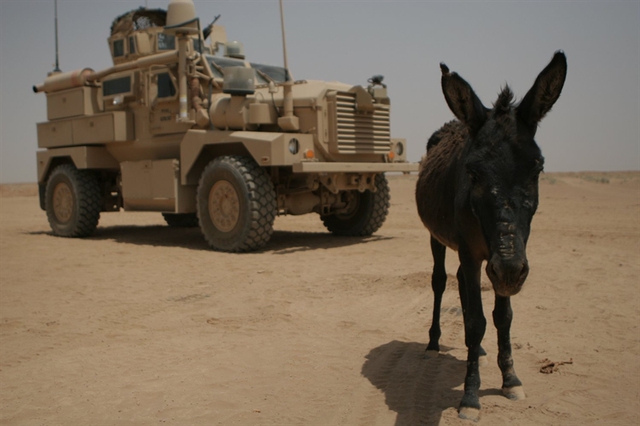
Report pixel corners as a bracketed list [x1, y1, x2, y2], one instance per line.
[209, 180, 240, 232]
[52, 182, 74, 223]
[336, 191, 360, 219]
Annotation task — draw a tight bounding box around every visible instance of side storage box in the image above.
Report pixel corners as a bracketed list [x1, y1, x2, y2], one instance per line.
[47, 87, 101, 120]
[121, 159, 196, 213]
[36, 120, 74, 148]
[37, 111, 133, 148]
[72, 111, 132, 144]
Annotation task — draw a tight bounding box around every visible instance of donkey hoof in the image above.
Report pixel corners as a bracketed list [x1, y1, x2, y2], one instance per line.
[424, 349, 439, 360]
[478, 354, 489, 367]
[458, 406, 480, 422]
[503, 385, 526, 401]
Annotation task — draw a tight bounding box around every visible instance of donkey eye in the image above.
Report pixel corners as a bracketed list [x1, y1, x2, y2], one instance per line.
[467, 168, 481, 183]
[532, 160, 544, 181]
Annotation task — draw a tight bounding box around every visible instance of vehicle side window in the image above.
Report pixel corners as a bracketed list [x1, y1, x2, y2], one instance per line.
[157, 73, 176, 98]
[129, 36, 136, 54]
[193, 38, 209, 54]
[158, 33, 175, 50]
[113, 39, 125, 57]
[103, 76, 131, 97]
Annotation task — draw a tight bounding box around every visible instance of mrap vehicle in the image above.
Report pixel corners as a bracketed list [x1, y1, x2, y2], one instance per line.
[33, 0, 418, 252]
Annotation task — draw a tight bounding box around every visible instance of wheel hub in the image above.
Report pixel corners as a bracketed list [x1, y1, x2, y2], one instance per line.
[335, 191, 360, 219]
[52, 182, 73, 223]
[209, 180, 240, 232]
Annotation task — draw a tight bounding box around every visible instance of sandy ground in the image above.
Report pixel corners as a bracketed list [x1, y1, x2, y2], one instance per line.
[0, 172, 638, 425]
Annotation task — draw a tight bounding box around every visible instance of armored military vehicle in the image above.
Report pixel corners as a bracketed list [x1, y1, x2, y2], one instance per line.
[33, 0, 417, 252]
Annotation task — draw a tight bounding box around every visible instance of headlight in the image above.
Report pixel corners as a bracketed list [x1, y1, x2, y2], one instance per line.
[288, 138, 300, 155]
[394, 141, 404, 156]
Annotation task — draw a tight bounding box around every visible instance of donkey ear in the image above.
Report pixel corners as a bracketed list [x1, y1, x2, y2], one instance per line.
[441, 63, 487, 134]
[517, 51, 567, 128]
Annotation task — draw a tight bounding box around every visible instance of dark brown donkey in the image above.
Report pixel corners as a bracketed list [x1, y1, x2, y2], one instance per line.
[416, 51, 567, 421]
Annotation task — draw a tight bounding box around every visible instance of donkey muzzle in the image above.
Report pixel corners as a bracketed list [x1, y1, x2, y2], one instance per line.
[486, 253, 529, 297]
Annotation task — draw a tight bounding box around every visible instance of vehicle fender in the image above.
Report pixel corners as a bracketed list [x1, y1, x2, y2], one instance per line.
[37, 146, 119, 184]
[180, 129, 314, 185]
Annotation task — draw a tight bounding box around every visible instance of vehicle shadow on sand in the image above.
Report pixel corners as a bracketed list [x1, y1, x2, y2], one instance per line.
[28, 225, 392, 253]
[361, 340, 501, 426]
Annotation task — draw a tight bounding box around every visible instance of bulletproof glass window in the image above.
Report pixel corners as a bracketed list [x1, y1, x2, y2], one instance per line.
[204, 55, 247, 79]
[251, 63, 291, 84]
[103, 76, 132, 97]
[158, 33, 175, 51]
[113, 39, 125, 57]
[192, 38, 203, 54]
[129, 36, 136, 54]
[157, 73, 176, 98]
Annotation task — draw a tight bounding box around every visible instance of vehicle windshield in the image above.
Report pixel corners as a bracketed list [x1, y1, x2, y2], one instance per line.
[250, 62, 291, 84]
[205, 55, 291, 84]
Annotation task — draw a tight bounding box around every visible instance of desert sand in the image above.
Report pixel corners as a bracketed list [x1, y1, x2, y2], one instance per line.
[0, 172, 638, 425]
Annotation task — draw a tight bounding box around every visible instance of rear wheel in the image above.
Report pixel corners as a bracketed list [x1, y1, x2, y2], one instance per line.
[162, 213, 199, 228]
[321, 173, 390, 236]
[45, 164, 101, 237]
[196, 156, 277, 252]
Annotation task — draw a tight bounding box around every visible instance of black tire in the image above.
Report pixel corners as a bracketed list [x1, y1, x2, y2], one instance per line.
[45, 164, 102, 237]
[321, 173, 390, 236]
[196, 156, 277, 252]
[162, 213, 199, 228]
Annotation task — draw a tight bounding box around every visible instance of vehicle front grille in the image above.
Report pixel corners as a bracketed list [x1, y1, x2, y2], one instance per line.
[333, 92, 391, 154]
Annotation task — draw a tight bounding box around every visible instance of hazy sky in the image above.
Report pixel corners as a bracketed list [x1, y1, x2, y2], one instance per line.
[0, 0, 638, 183]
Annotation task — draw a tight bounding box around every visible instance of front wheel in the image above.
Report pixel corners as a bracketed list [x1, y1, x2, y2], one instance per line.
[196, 156, 277, 252]
[321, 173, 390, 236]
[45, 164, 102, 237]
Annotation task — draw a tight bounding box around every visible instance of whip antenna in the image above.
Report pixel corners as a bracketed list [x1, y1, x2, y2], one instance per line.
[53, 0, 61, 72]
[279, 0, 289, 75]
[276, 0, 299, 131]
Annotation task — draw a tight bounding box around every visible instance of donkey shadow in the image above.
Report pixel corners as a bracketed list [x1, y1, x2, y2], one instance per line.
[361, 340, 500, 426]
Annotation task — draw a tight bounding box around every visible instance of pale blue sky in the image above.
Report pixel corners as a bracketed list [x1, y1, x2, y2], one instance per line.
[1, 0, 638, 183]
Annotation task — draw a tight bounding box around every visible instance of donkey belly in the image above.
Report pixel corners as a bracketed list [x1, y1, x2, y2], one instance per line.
[416, 121, 466, 252]
[416, 166, 459, 251]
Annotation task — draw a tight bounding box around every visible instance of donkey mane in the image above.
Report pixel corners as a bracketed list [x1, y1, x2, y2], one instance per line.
[493, 86, 515, 115]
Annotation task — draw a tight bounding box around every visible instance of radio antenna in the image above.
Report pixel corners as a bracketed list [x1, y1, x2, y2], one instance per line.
[276, 0, 299, 131]
[279, 0, 290, 74]
[53, 0, 61, 72]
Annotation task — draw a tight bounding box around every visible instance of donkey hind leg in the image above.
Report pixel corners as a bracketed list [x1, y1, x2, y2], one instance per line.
[456, 261, 486, 421]
[425, 236, 447, 358]
[494, 295, 525, 400]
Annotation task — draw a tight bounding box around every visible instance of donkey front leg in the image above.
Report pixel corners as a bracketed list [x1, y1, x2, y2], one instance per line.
[457, 259, 486, 421]
[494, 295, 526, 400]
[426, 236, 447, 357]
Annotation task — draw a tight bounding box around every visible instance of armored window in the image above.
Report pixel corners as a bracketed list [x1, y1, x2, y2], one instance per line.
[113, 39, 125, 57]
[251, 63, 291, 84]
[129, 36, 136, 54]
[158, 33, 175, 51]
[205, 55, 247, 80]
[192, 38, 209, 54]
[103, 76, 132, 97]
[157, 73, 176, 98]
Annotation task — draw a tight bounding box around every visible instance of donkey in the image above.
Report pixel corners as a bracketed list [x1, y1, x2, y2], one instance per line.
[415, 51, 567, 421]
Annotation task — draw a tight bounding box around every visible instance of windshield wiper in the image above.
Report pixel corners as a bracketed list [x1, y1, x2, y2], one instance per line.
[208, 59, 224, 77]
[254, 68, 275, 85]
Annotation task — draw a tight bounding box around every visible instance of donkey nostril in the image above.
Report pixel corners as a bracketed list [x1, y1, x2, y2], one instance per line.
[489, 262, 501, 280]
[518, 262, 529, 282]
